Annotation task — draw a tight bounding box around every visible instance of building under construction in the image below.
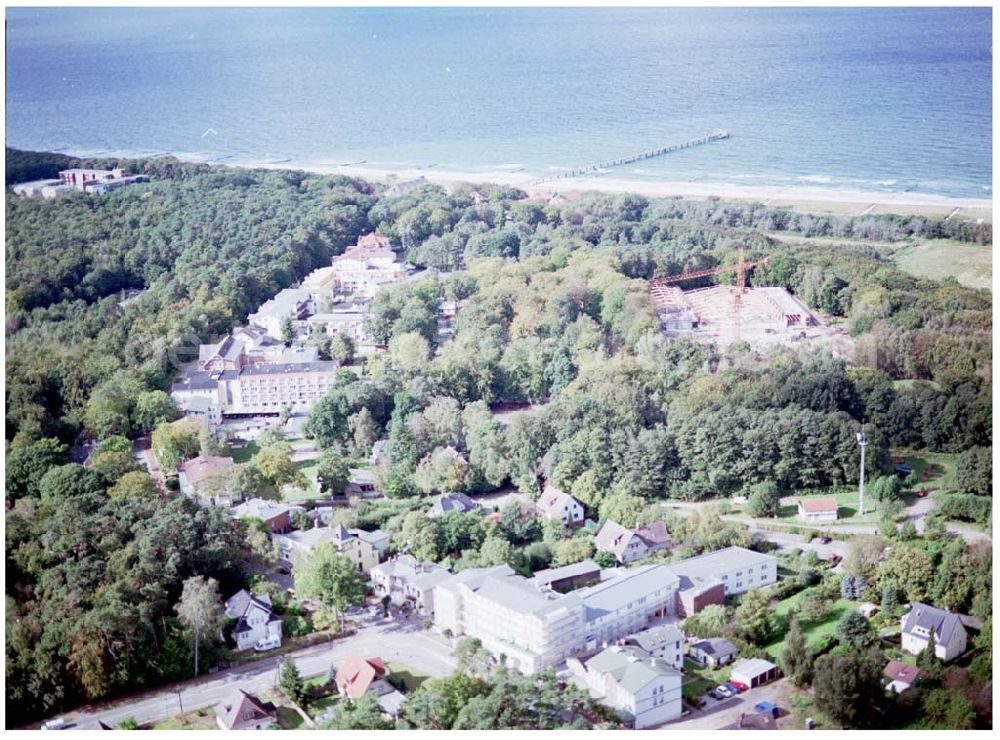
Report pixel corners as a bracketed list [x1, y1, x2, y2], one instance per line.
[649, 250, 826, 349]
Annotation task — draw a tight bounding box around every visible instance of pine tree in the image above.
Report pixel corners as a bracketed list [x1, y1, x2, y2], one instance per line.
[780, 618, 814, 687]
[280, 657, 306, 706]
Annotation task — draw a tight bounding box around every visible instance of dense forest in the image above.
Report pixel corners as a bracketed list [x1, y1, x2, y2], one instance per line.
[5, 149, 992, 724]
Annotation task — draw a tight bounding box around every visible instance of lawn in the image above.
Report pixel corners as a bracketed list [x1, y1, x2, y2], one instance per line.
[226, 440, 260, 464]
[281, 460, 321, 502]
[889, 238, 992, 290]
[386, 661, 431, 693]
[891, 449, 958, 492]
[764, 590, 855, 660]
[773, 488, 880, 527]
[147, 709, 219, 730]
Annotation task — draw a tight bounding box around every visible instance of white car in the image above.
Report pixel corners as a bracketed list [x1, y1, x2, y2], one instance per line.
[41, 718, 68, 731]
[254, 636, 281, 652]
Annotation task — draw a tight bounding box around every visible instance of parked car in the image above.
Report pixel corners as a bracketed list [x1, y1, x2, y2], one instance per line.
[41, 719, 68, 731]
[724, 682, 743, 694]
[730, 681, 749, 692]
[715, 685, 733, 698]
[754, 701, 780, 718]
[828, 554, 842, 563]
[916, 490, 928, 498]
[254, 635, 281, 652]
[708, 689, 723, 700]
[817, 536, 832, 544]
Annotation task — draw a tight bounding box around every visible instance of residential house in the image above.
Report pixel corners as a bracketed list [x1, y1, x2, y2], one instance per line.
[370, 440, 389, 466]
[689, 638, 738, 669]
[532, 560, 601, 593]
[535, 485, 585, 529]
[730, 658, 781, 689]
[224, 590, 283, 651]
[215, 690, 277, 731]
[248, 288, 316, 340]
[335, 652, 391, 699]
[426, 492, 479, 518]
[274, 524, 381, 573]
[883, 660, 922, 694]
[231, 498, 296, 534]
[622, 622, 685, 670]
[383, 176, 428, 198]
[16, 168, 148, 199]
[370, 555, 452, 614]
[345, 468, 379, 499]
[796, 497, 839, 524]
[178, 455, 238, 506]
[594, 519, 670, 564]
[900, 602, 968, 662]
[859, 602, 880, 619]
[572, 646, 683, 729]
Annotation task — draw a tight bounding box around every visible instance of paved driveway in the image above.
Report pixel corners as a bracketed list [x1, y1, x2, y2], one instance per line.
[48, 620, 456, 730]
[660, 678, 793, 729]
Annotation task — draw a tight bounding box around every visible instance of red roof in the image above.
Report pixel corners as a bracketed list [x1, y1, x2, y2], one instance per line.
[798, 497, 838, 513]
[335, 652, 387, 700]
[883, 660, 921, 685]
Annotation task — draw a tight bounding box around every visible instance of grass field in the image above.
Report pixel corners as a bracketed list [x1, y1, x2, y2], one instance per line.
[148, 709, 219, 731]
[387, 661, 431, 693]
[773, 488, 880, 526]
[889, 239, 992, 290]
[226, 440, 260, 464]
[275, 706, 305, 730]
[281, 460, 321, 502]
[763, 590, 855, 660]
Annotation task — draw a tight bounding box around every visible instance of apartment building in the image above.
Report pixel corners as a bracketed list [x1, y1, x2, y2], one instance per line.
[572, 646, 683, 729]
[329, 233, 409, 298]
[665, 546, 777, 601]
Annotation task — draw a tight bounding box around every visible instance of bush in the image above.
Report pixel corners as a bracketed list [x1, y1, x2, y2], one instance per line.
[935, 493, 991, 524]
[118, 717, 139, 730]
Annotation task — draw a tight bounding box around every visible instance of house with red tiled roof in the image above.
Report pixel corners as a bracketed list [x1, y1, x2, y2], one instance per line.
[883, 660, 922, 694]
[796, 497, 839, 523]
[335, 652, 390, 700]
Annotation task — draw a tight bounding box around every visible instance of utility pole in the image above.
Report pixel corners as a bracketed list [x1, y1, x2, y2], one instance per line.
[856, 424, 867, 517]
[176, 689, 184, 718]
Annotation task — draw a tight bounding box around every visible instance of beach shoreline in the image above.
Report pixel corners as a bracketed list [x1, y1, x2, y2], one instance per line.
[226, 157, 996, 221]
[49, 147, 995, 220]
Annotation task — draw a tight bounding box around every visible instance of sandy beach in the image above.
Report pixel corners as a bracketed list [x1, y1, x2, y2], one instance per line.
[234, 158, 993, 221]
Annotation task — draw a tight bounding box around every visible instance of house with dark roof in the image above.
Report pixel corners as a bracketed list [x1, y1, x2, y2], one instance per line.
[531, 560, 601, 593]
[883, 660, 922, 694]
[215, 690, 277, 730]
[426, 491, 479, 518]
[224, 590, 282, 651]
[901, 602, 968, 662]
[273, 523, 382, 573]
[689, 637, 738, 669]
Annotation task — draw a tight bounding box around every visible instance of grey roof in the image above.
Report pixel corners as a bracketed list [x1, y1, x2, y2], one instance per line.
[351, 528, 389, 548]
[902, 602, 965, 645]
[532, 560, 601, 586]
[251, 288, 314, 319]
[427, 492, 478, 516]
[731, 658, 779, 681]
[577, 564, 679, 624]
[199, 335, 244, 364]
[666, 546, 775, 582]
[231, 498, 292, 522]
[472, 575, 581, 618]
[376, 689, 406, 716]
[691, 637, 738, 658]
[239, 361, 340, 376]
[224, 590, 280, 633]
[280, 346, 320, 363]
[624, 623, 685, 653]
[594, 520, 638, 559]
[373, 555, 451, 590]
[436, 564, 516, 594]
[171, 371, 220, 392]
[585, 647, 681, 695]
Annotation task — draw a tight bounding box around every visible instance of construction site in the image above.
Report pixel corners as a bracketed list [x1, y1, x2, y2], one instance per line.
[650, 251, 853, 353]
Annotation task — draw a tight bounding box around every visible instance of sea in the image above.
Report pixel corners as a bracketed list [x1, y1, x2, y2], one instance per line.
[4, 6, 993, 199]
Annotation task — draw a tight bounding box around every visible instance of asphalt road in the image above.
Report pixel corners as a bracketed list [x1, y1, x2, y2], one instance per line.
[51, 618, 456, 730]
[662, 678, 793, 729]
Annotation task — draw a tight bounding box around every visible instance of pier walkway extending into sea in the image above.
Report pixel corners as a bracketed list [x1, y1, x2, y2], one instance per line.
[533, 129, 730, 184]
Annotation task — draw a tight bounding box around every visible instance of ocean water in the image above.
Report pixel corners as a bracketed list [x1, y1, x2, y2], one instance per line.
[5, 7, 993, 198]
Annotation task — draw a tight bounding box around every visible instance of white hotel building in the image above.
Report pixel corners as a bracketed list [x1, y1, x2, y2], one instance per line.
[434, 563, 680, 674]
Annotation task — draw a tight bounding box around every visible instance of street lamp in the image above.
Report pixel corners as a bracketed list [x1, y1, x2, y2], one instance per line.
[856, 425, 867, 518]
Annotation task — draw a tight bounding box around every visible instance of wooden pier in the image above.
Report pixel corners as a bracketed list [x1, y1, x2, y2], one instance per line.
[533, 129, 730, 185]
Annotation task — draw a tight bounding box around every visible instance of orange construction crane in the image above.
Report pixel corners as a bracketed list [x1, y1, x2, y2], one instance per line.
[649, 247, 768, 343]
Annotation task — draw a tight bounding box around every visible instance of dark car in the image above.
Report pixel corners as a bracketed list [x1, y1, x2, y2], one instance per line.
[817, 536, 832, 544]
[708, 689, 723, 700]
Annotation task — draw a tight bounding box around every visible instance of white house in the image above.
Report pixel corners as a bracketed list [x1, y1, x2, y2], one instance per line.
[573, 646, 683, 729]
[224, 590, 282, 651]
[370, 554, 452, 614]
[796, 497, 839, 523]
[664, 546, 777, 598]
[900, 603, 968, 662]
[689, 638, 738, 669]
[535, 484, 585, 528]
[594, 520, 670, 564]
[622, 622, 685, 670]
